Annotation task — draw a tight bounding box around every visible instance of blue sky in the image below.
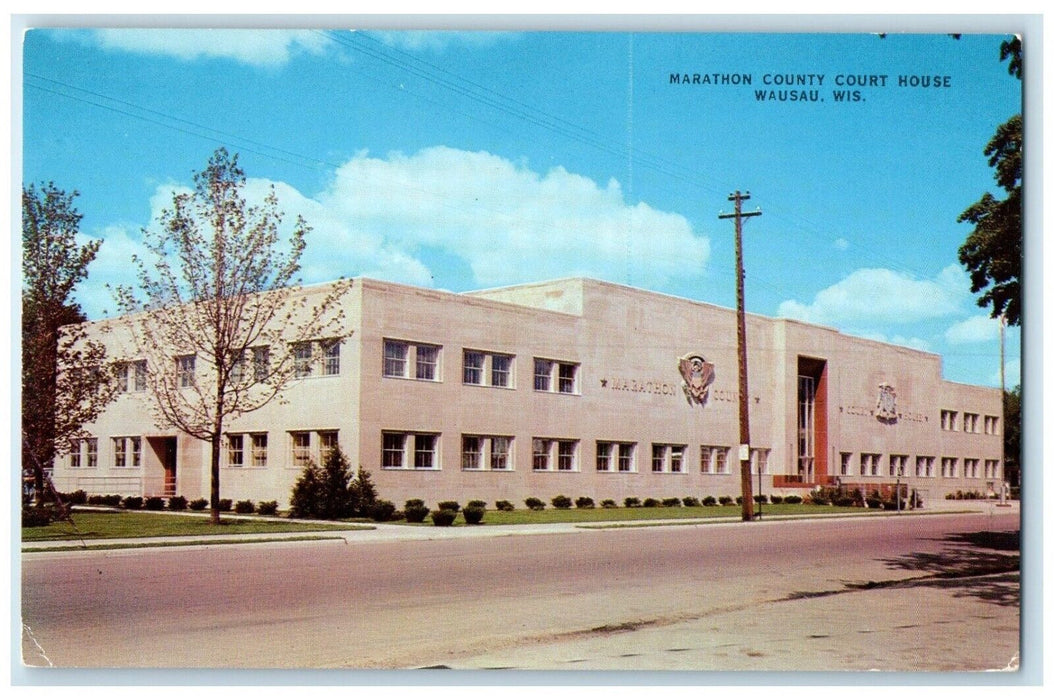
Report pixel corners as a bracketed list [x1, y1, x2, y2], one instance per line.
[21, 27, 1022, 388]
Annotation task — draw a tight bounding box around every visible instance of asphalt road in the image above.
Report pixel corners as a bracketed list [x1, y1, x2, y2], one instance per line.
[20, 511, 1020, 670]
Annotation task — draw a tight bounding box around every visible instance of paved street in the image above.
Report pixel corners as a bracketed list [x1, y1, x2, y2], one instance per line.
[21, 509, 1019, 671]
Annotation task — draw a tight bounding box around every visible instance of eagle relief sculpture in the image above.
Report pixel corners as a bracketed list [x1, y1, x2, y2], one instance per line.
[678, 353, 716, 407]
[875, 382, 898, 423]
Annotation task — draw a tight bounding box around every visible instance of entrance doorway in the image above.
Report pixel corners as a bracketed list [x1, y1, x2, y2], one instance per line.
[797, 356, 828, 485]
[160, 437, 177, 496]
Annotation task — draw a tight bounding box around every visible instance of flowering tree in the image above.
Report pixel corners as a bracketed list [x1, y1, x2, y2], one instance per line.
[115, 148, 350, 523]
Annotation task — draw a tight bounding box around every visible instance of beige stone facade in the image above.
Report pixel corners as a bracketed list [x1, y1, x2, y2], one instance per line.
[54, 277, 1004, 509]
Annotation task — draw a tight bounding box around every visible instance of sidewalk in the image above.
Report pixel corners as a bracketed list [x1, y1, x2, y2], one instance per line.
[21, 498, 1016, 552]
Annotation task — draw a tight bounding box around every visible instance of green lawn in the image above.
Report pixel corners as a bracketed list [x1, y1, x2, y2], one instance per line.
[21, 510, 371, 542]
[403, 503, 889, 526]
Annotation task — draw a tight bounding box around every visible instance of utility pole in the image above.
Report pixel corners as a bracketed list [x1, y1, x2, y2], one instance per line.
[719, 191, 762, 521]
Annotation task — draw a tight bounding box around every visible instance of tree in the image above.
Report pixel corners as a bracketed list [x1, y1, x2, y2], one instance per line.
[289, 445, 356, 520]
[115, 148, 350, 524]
[1003, 385, 1021, 488]
[22, 183, 118, 505]
[957, 38, 1023, 326]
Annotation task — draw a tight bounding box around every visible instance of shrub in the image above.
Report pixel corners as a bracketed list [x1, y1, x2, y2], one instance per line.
[718, 496, 733, 506]
[662, 497, 682, 508]
[467, 500, 487, 509]
[551, 494, 573, 509]
[145, 496, 166, 511]
[834, 496, 857, 507]
[525, 497, 546, 511]
[257, 501, 279, 516]
[735, 496, 743, 505]
[809, 492, 829, 506]
[702, 496, 718, 506]
[349, 467, 379, 517]
[624, 496, 641, 508]
[168, 495, 188, 511]
[495, 500, 515, 512]
[601, 499, 618, 508]
[368, 500, 397, 522]
[122, 495, 144, 510]
[575, 496, 595, 509]
[90, 494, 122, 507]
[783, 495, 803, 505]
[438, 501, 461, 513]
[189, 498, 208, 511]
[66, 490, 88, 505]
[22, 505, 54, 527]
[431, 509, 458, 526]
[463, 505, 486, 524]
[404, 501, 431, 523]
[218, 498, 233, 512]
[753, 495, 769, 505]
[683, 496, 700, 507]
[235, 499, 255, 514]
[769, 495, 784, 504]
[87, 494, 104, 506]
[289, 446, 357, 520]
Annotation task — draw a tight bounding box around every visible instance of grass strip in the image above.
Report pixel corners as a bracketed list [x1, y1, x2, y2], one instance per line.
[24, 535, 348, 553]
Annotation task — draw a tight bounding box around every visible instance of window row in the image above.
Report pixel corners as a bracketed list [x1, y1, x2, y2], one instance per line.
[839, 452, 999, 479]
[382, 339, 579, 394]
[227, 430, 339, 468]
[940, 409, 999, 435]
[378, 435, 769, 474]
[132, 339, 341, 391]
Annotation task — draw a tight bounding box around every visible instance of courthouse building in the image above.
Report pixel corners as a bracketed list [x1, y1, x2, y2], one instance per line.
[53, 277, 1005, 508]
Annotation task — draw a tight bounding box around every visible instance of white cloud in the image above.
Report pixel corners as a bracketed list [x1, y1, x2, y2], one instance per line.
[315, 146, 708, 289]
[852, 331, 933, 353]
[990, 357, 1020, 388]
[945, 314, 1002, 344]
[367, 31, 518, 53]
[76, 225, 151, 318]
[777, 265, 970, 326]
[89, 29, 332, 67]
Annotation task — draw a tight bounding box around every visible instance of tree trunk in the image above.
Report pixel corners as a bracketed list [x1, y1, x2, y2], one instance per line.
[209, 431, 222, 525]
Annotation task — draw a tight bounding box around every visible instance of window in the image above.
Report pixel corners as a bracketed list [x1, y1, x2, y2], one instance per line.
[491, 354, 512, 388]
[383, 340, 408, 377]
[382, 432, 440, 470]
[840, 452, 852, 476]
[69, 440, 82, 468]
[113, 437, 141, 468]
[252, 346, 270, 382]
[964, 458, 979, 478]
[115, 361, 147, 393]
[941, 457, 958, 478]
[291, 432, 312, 467]
[319, 431, 339, 463]
[652, 444, 687, 473]
[86, 438, 98, 468]
[490, 437, 512, 470]
[984, 459, 1000, 479]
[133, 360, 147, 391]
[916, 455, 934, 478]
[860, 453, 880, 477]
[596, 442, 613, 471]
[889, 454, 908, 477]
[463, 351, 485, 385]
[293, 343, 313, 378]
[751, 448, 770, 474]
[462, 435, 514, 471]
[534, 358, 579, 394]
[533, 439, 552, 470]
[616, 443, 633, 472]
[462, 436, 482, 469]
[415, 345, 439, 381]
[941, 410, 958, 431]
[251, 433, 268, 467]
[701, 445, 729, 474]
[557, 441, 577, 471]
[115, 363, 129, 393]
[984, 415, 1000, 435]
[176, 355, 196, 387]
[534, 359, 553, 391]
[464, 350, 514, 388]
[383, 433, 407, 469]
[384, 340, 441, 381]
[322, 340, 340, 376]
[228, 434, 245, 467]
[230, 352, 246, 385]
[963, 413, 980, 433]
[413, 434, 438, 469]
